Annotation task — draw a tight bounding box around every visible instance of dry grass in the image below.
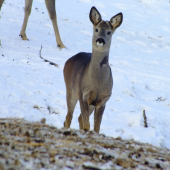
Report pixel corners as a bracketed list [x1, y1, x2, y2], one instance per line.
[0, 118, 170, 170]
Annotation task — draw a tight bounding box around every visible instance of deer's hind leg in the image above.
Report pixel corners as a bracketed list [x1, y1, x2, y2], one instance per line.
[64, 90, 77, 129]
[19, 0, 33, 40]
[0, 0, 5, 11]
[45, 0, 65, 48]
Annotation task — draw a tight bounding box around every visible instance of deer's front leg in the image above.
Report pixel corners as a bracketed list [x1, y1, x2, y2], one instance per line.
[94, 105, 105, 133]
[45, 0, 65, 48]
[78, 105, 94, 130]
[79, 97, 90, 132]
[94, 95, 111, 133]
[19, 0, 33, 40]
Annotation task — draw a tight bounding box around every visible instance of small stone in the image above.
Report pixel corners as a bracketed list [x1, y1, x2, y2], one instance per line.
[41, 118, 46, 124]
[25, 131, 30, 137]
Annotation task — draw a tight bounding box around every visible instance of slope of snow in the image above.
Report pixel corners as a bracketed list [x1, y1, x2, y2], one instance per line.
[0, 0, 170, 149]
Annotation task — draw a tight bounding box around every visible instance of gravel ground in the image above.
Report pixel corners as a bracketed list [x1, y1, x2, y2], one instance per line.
[0, 118, 170, 170]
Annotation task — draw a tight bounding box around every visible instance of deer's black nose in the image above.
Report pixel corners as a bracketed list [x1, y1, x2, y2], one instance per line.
[96, 38, 105, 45]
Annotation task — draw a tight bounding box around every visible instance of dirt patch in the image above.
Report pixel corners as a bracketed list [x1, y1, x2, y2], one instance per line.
[0, 118, 170, 170]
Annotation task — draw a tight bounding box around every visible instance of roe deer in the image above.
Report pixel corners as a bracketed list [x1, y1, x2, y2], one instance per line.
[64, 7, 123, 133]
[0, 0, 65, 48]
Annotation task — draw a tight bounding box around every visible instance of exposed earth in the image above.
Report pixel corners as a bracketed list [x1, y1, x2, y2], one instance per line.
[0, 118, 170, 170]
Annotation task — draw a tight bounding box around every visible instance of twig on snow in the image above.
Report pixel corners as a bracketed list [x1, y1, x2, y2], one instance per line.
[39, 45, 58, 67]
[143, 110, 148, 128]
[39, 45, 43, 59]
[156, 96, 162, 102]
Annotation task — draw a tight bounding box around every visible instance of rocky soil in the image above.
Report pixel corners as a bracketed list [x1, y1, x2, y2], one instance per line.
[0, 118, 170, 170]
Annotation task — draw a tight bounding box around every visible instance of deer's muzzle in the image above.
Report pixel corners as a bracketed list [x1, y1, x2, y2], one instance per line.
[96, 38, 105, 46]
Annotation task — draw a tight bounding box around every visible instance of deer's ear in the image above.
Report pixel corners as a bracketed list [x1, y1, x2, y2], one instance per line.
[110, 13, 123, 29]
[89, 7, 102, 25]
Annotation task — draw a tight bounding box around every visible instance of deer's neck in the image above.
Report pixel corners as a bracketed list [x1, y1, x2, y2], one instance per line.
[89, 49, 110, 72]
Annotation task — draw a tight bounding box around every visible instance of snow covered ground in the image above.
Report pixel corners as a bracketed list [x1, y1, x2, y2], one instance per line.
[0, 0, 170, 149]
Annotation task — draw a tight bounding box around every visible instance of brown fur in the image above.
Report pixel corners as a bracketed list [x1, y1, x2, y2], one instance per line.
[0, 0, 65, 48]
[63, 7, 123, 133]
[0, 0, 4, 11]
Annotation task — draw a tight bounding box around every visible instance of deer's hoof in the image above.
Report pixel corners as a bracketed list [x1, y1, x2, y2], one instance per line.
[83, 126, 90, 132]
[57, 43, 66, 49]
[19, 34, 28, 40]
[64, 121, 69, 128]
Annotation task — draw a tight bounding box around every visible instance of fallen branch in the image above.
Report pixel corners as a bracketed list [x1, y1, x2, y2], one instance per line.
[156, 96, 162, 102]
[39, 45, 58, 67]
[143, 110, 148, 128]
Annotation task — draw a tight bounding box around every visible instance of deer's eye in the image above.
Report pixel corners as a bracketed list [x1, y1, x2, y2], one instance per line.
[95, 28, 98, 32]
[107, 31, 111, 35]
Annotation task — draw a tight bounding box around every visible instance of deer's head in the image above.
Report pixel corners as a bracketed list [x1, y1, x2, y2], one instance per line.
[89, 7, 123, 52]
